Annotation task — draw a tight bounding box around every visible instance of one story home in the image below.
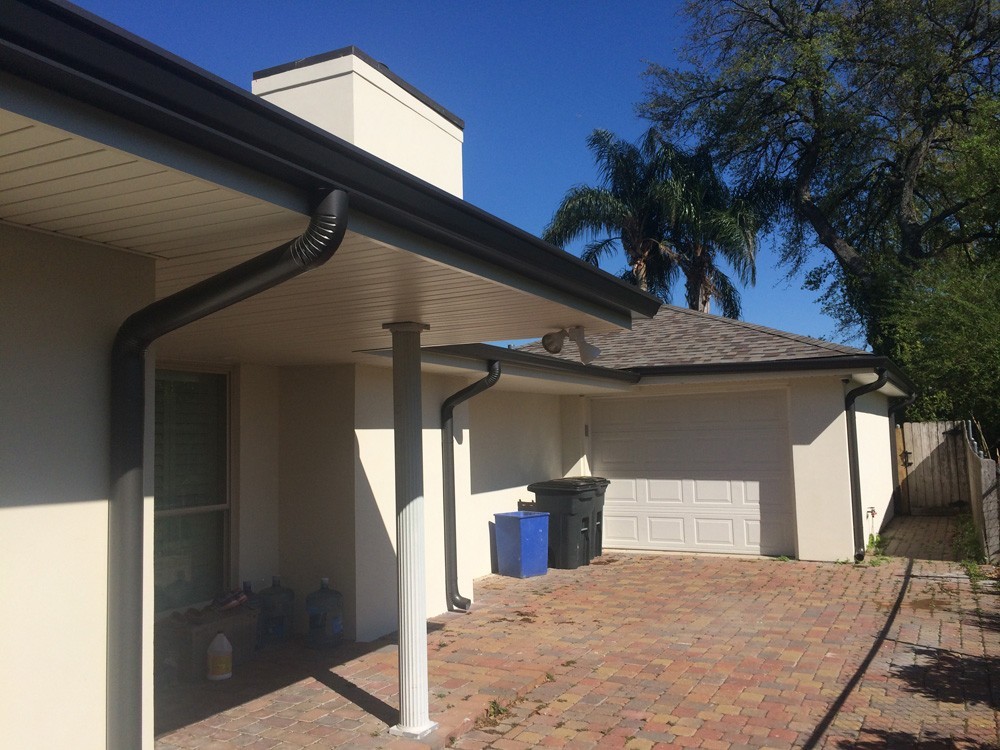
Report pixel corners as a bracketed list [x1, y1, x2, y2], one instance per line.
[0, 3, 909, 749]
[514, 306, 913, 560]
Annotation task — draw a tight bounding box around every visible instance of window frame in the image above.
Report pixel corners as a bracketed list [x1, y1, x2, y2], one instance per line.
[153, 362, 235, 613]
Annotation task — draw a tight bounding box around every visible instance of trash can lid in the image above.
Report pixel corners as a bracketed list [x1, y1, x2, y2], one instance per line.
[571, 475, 610, 488]
[526, 477, 599, 493]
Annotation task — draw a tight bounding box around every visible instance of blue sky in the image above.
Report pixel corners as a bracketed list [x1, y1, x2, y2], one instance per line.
[73, 0, 848, 343]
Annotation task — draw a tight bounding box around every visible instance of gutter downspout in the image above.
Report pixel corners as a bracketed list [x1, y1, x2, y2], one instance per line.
[845, 368, 888, 562]
[441, 361, 501, 611]
[108, 190, 348, 750]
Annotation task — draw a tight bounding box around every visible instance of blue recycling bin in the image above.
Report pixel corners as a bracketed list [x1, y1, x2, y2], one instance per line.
[494, 511, 549, 578]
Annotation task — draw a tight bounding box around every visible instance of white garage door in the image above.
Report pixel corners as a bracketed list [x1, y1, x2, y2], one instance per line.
[592, 390, 794, 556]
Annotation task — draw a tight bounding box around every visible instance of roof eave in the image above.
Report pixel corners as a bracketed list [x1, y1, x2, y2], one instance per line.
[0, 0, 660, 323]
[628, 355, 915, 394]
[422, 344, 642, 384]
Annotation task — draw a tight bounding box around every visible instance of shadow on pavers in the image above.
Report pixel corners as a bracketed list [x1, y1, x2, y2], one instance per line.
[891, 645, 1000, 710]
[837, 729, 999, 749]
[155, 623, 445, 736]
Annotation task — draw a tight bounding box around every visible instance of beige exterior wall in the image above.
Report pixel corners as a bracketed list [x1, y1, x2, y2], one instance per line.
[351, 365, 476, 640]
[234, 364, 282, 589]
[277, 365, 358, 637]
[788, 378, 855, 561]
[0, 225, 155, 749]
[560, 395, 592, 476]
[466, 390, 564, 579]
[353, 364, 399, 640]
[855, 391, 895, 534]
[253, 53, 464, 197]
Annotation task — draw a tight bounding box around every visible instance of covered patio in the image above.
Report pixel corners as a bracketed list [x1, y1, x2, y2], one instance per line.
[154, 515, 1000, 749]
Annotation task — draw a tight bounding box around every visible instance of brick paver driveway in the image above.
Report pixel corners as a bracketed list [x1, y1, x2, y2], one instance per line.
[156, 517, 999, 749]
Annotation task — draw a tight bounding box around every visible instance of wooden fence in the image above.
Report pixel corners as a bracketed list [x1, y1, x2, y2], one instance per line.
[896, 420, 971, 515]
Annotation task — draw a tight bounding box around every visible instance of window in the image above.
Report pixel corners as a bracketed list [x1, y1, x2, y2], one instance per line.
[154, 369, 229, 612]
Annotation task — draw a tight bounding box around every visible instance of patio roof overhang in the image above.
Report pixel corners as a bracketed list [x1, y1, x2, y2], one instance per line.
[0, 0, 659, 367]
[1, 3, 665, 747]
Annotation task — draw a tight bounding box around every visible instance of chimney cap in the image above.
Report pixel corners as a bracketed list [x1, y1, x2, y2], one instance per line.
[253, 45, 465, 130]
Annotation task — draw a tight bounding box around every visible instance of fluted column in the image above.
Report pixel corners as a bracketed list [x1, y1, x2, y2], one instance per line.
[383, 322, 437, 739]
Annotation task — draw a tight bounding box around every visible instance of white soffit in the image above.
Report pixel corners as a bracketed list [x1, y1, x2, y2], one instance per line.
[1, 109, 624, 364]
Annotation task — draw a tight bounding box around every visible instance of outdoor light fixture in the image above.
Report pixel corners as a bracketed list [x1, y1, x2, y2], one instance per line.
[542, 326, 600, 365]
[541, 329, 568, 354]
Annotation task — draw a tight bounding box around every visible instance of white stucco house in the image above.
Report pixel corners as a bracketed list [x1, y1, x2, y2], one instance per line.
[0, 3, 911, 749]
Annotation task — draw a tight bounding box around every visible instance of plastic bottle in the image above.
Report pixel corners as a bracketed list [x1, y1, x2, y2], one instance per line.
[206, 631, 232, 680]
[305, 577, 344, 649]
[259, 576, 294, 645]
[242, 580, 264, 648]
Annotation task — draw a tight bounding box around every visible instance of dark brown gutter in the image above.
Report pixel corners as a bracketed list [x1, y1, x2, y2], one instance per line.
[0, 0, 660, 324]
[109, 190, 348, 750]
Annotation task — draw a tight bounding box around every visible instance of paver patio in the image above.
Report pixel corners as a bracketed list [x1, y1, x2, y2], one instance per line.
[155, 516, 999, 749]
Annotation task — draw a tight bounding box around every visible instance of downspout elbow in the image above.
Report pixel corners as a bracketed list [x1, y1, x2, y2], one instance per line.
[845, 368, 889, 562]
[107, 190, 348, 750]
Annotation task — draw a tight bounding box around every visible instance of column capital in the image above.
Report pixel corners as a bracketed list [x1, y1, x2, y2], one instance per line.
[382, 321, 430, 333]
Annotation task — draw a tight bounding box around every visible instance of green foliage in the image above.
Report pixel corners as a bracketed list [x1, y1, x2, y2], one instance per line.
[882, 252, 1000, 449]
[867, 533, 887, 556]
[954, 513, 986, 565]
[642, 0, 999, 340]
[543, 128, 760, 317]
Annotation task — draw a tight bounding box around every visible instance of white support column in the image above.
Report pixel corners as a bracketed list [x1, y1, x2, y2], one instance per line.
[383, 322, 437, 739]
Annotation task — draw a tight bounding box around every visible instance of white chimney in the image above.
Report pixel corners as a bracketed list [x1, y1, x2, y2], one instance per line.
[252, 47, 464, 197]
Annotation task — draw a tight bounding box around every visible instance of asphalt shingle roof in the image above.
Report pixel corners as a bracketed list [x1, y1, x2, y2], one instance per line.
[519, 304, 869, 371]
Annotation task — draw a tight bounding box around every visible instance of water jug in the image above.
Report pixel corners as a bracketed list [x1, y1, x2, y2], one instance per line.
[206, 631, 232, 680]
[242, 580, 264, 647]
[258, 576, 294, 645]
[305, 577, 343, 649]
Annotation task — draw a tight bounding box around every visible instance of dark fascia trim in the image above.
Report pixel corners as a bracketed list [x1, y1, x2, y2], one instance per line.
[0, 0, 660, 322]
[253, 46, 465, 130]
[423, 344, 641, 384]
[629, 355, 915, 393]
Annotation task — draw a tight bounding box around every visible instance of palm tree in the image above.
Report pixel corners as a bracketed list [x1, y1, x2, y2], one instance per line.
[544, 129, 759, 318]
[542, 128, 682, 300]
[666, 148, 759, 317]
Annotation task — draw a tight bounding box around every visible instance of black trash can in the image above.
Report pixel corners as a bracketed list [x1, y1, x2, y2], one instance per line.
[524, 478, 597, 569]
[585, 477, 610, 559]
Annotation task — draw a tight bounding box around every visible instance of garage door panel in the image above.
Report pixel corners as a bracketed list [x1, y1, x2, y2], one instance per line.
[606, 478, 639, 504]
[693, 517, 735, 547]
[692, 479, 733, 505]
[593, 391, 795, 557]
[648, 516, 685, 544]
[606, 515, 640, 545]
[647, 479, 683, 504]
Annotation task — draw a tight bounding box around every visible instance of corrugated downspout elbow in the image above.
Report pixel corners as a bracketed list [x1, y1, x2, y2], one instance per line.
[108, 190, 348, 750]
[845, 368, 889, 562]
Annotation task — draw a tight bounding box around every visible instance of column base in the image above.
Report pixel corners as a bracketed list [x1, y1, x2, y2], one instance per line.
[389, 720, 438, 739]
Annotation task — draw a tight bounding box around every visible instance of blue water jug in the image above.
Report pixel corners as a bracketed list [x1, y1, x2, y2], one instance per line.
[242, 580, 264, 647]
[305, 577, 343, 649]
[258, 576, 294, 645]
